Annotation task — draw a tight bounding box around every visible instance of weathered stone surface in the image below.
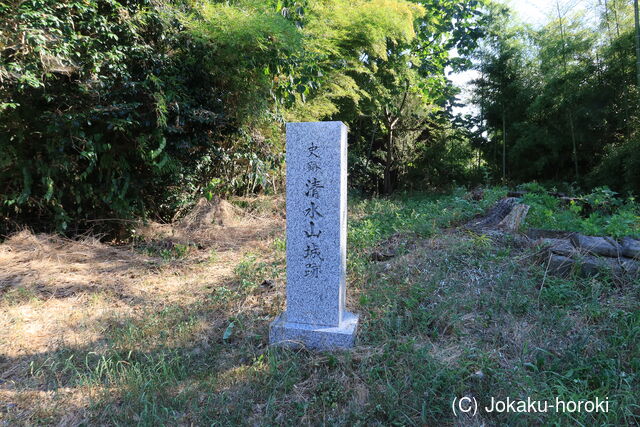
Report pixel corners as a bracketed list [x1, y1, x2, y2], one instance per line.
[270, 312, 358, 350]
[570, 233, 621, 258]
[622, 237, 640, 259]
[283, 121, 347, 327]
[269, 121, 358, 350]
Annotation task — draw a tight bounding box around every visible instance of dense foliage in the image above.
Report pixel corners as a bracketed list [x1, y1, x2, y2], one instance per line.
[0, 0, 487, 234]
[518, 183, 640, 238]
[472, 1, 640, 195]
[3, 0, 638, 234]
[0, 0, 290, 233]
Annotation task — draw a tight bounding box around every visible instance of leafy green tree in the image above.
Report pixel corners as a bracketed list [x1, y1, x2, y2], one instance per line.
[330, 0, 490, 194]
[2, 0, 484, 234]
[0, 0, 296, 233]
[470, 0, 639, 193]
[472, 3, 533, 181]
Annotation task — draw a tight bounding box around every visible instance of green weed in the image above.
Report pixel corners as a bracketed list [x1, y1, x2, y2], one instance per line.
[522, 184, 640, 238]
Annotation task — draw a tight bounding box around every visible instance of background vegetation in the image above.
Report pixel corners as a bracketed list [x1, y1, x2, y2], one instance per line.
[472, 0, 640, 194]
[0, 0, 486, 234]
[1, 2, 639, 424]
[1, 0, 639, 234]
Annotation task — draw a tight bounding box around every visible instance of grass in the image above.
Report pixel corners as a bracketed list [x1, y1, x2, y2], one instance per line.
[519, 184, 640, 238]
[1, 189, 639, 425]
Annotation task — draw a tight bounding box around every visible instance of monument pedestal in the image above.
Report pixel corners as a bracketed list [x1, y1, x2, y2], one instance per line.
[269, 121, 358, 351]
[270, 311, 358, 350]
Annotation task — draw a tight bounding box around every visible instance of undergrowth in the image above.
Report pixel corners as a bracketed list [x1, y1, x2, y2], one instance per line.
[519, 183, 640, 238]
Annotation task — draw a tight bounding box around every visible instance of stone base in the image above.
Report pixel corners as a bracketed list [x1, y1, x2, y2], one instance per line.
[269, 312, 358, 350]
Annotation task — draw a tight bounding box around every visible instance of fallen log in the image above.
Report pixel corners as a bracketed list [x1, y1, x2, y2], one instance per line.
[622, 237, 640, 259]
[536, 238, 576, 257]
[570, 234, 622, 258]
[546, 253, 640, 278]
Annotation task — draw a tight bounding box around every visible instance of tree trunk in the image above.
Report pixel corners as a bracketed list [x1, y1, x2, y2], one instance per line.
[384, 129, 393, 195]
[635, 0, 640, 87]
[479, 58, 485, 174]
[556, 0, 579, 181]
[502, 108, 506, 182]
[569, 111, 579, 180]
[603, 0, 613, 41]
[613, 0, 620, 37]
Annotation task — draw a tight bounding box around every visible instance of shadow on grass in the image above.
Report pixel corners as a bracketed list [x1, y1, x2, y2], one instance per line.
[1, 285, 475, 426]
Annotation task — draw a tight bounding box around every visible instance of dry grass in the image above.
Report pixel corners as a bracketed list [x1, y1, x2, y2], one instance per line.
[0, 197, 285, 424]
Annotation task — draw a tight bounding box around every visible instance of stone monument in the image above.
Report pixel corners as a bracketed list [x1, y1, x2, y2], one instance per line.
[269, 121, 358, 350]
